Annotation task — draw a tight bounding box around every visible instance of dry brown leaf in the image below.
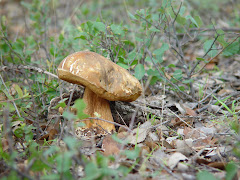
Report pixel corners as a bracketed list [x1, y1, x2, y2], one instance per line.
[145, 141, 159, 151]
[205, 62, 216, 70]
[1, 138, 9, 152]
[127, 128, 148, 145]
[217, 88, 234, 96]
[101, 135, 121, 156]
[208, 162, 227, 170]
[184, 107, 197, 116]
[163, 140, 175, 149]
[118, 126, 128, 133]
[196, 158, 211, 165]
[139, 145, 151, 156]
[193, 136, 218, 148]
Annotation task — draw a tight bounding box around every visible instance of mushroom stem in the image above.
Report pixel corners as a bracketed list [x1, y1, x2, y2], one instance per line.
[82, 87, 115, 133]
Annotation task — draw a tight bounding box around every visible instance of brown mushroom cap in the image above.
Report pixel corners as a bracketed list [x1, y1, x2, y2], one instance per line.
[57, 51, 142, 101]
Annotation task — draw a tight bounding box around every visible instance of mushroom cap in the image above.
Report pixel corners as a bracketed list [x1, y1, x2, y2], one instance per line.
[57, 51, 142, 101]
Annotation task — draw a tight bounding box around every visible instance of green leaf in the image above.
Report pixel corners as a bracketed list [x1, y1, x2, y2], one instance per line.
[225, 162, 238, 180]
[135, 37, 143, 42]
[182, 79, 193, 84]
[176, 15, 186, 25]
[150, 27, 161, 32]
[128, 11, 137, 21]
[216, 29, 227, 47]
[168, 64, 176, 68]
[173, 69, 183, 80]
[56, 152, 72, 173]
[150, 76, 159, 85]
[62, 110, 76, 121]
[135, 64, 145, 80]
[117, 63, 129, 69]
[63, 136, 77, 150]
[14, 127, 24, 138]
[153, 43, 169, 56]
[14, 84, 23, 98]
[110, 24, 123, 36]
[223, 42, 239, 57]
[186, 15, 199, 27]
[197, 171, 219, 180]
[41, 174, 61, 180]
[93, 22, 106, 32]
[53, 98, 68, 109]
[194, 15, 203, 27]
[147, 69, 159, 76]
[196, 57, 205, 61]
[123, 147, 140, 160]
[43, 145, 59, 157]
[83, 162, 100, 180]
[73, 99, 90, 119]
[203, 40, 218, 57]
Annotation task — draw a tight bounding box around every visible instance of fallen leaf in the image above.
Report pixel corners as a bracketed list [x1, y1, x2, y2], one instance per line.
[1, 138, 9, 152]
[175, 139, 193, 156]
[184, 107, 197, 116]
[205, 62, 216, 70]
[139, 145, 151, 156]
[102, 135, 121, 156]
[145, 141, 159, 151]
[208, 162, 227, 170]
[168, 152, 188, 169]
[127, 127, 148, 145]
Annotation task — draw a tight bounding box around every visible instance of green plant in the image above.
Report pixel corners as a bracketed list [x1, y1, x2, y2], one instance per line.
[0, 0, 239, 179]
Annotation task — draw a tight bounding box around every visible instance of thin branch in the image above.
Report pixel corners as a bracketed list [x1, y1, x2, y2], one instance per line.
[0, 65, 58, 79]
[189, 32, 220, 76]
[84, 117, 133, 132]
[0, 74, 21, 117]
[194, 35, 240, 76]
[146, 48, 198, 102]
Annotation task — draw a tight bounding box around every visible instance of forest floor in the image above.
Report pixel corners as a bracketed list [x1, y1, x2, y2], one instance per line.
[0, 0, 240, 179]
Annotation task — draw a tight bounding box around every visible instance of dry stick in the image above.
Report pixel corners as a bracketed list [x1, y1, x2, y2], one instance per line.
[0, 65, 58, 79]
[58, 85, 77, 145]
[192, 85, 222, 109]
[129, 107, 139, 131]
[0, 96, 30, 103]
[0, 74, 21, 117]
[85, 117, 133, 132]
[171, 2, 188, 71]
[189, 27, 240, 32]
[115, 109, 128, 127]
[3, 108, 14, 154]
[197, 91, 240, 113]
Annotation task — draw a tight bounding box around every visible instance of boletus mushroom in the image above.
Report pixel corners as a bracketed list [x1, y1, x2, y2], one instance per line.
[57, 51, 142, 133]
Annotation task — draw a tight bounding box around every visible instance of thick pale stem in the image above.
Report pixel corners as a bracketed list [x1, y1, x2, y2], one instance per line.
[82, 87, 115, 133]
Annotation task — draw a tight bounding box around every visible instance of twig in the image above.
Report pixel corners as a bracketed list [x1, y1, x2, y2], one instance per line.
[189, 27, 240, 32]
[85, 117, 133, 132]
[0, 74, 21, 117]
[129, 107, 139, 130]
[146, 48, 198, 102]
[193, 35, 240, 76]
[197, 91, 240, 113]
[192, 85, 222, 109]
[0, 65, 58, 79]
[189, 32, 221, 76]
